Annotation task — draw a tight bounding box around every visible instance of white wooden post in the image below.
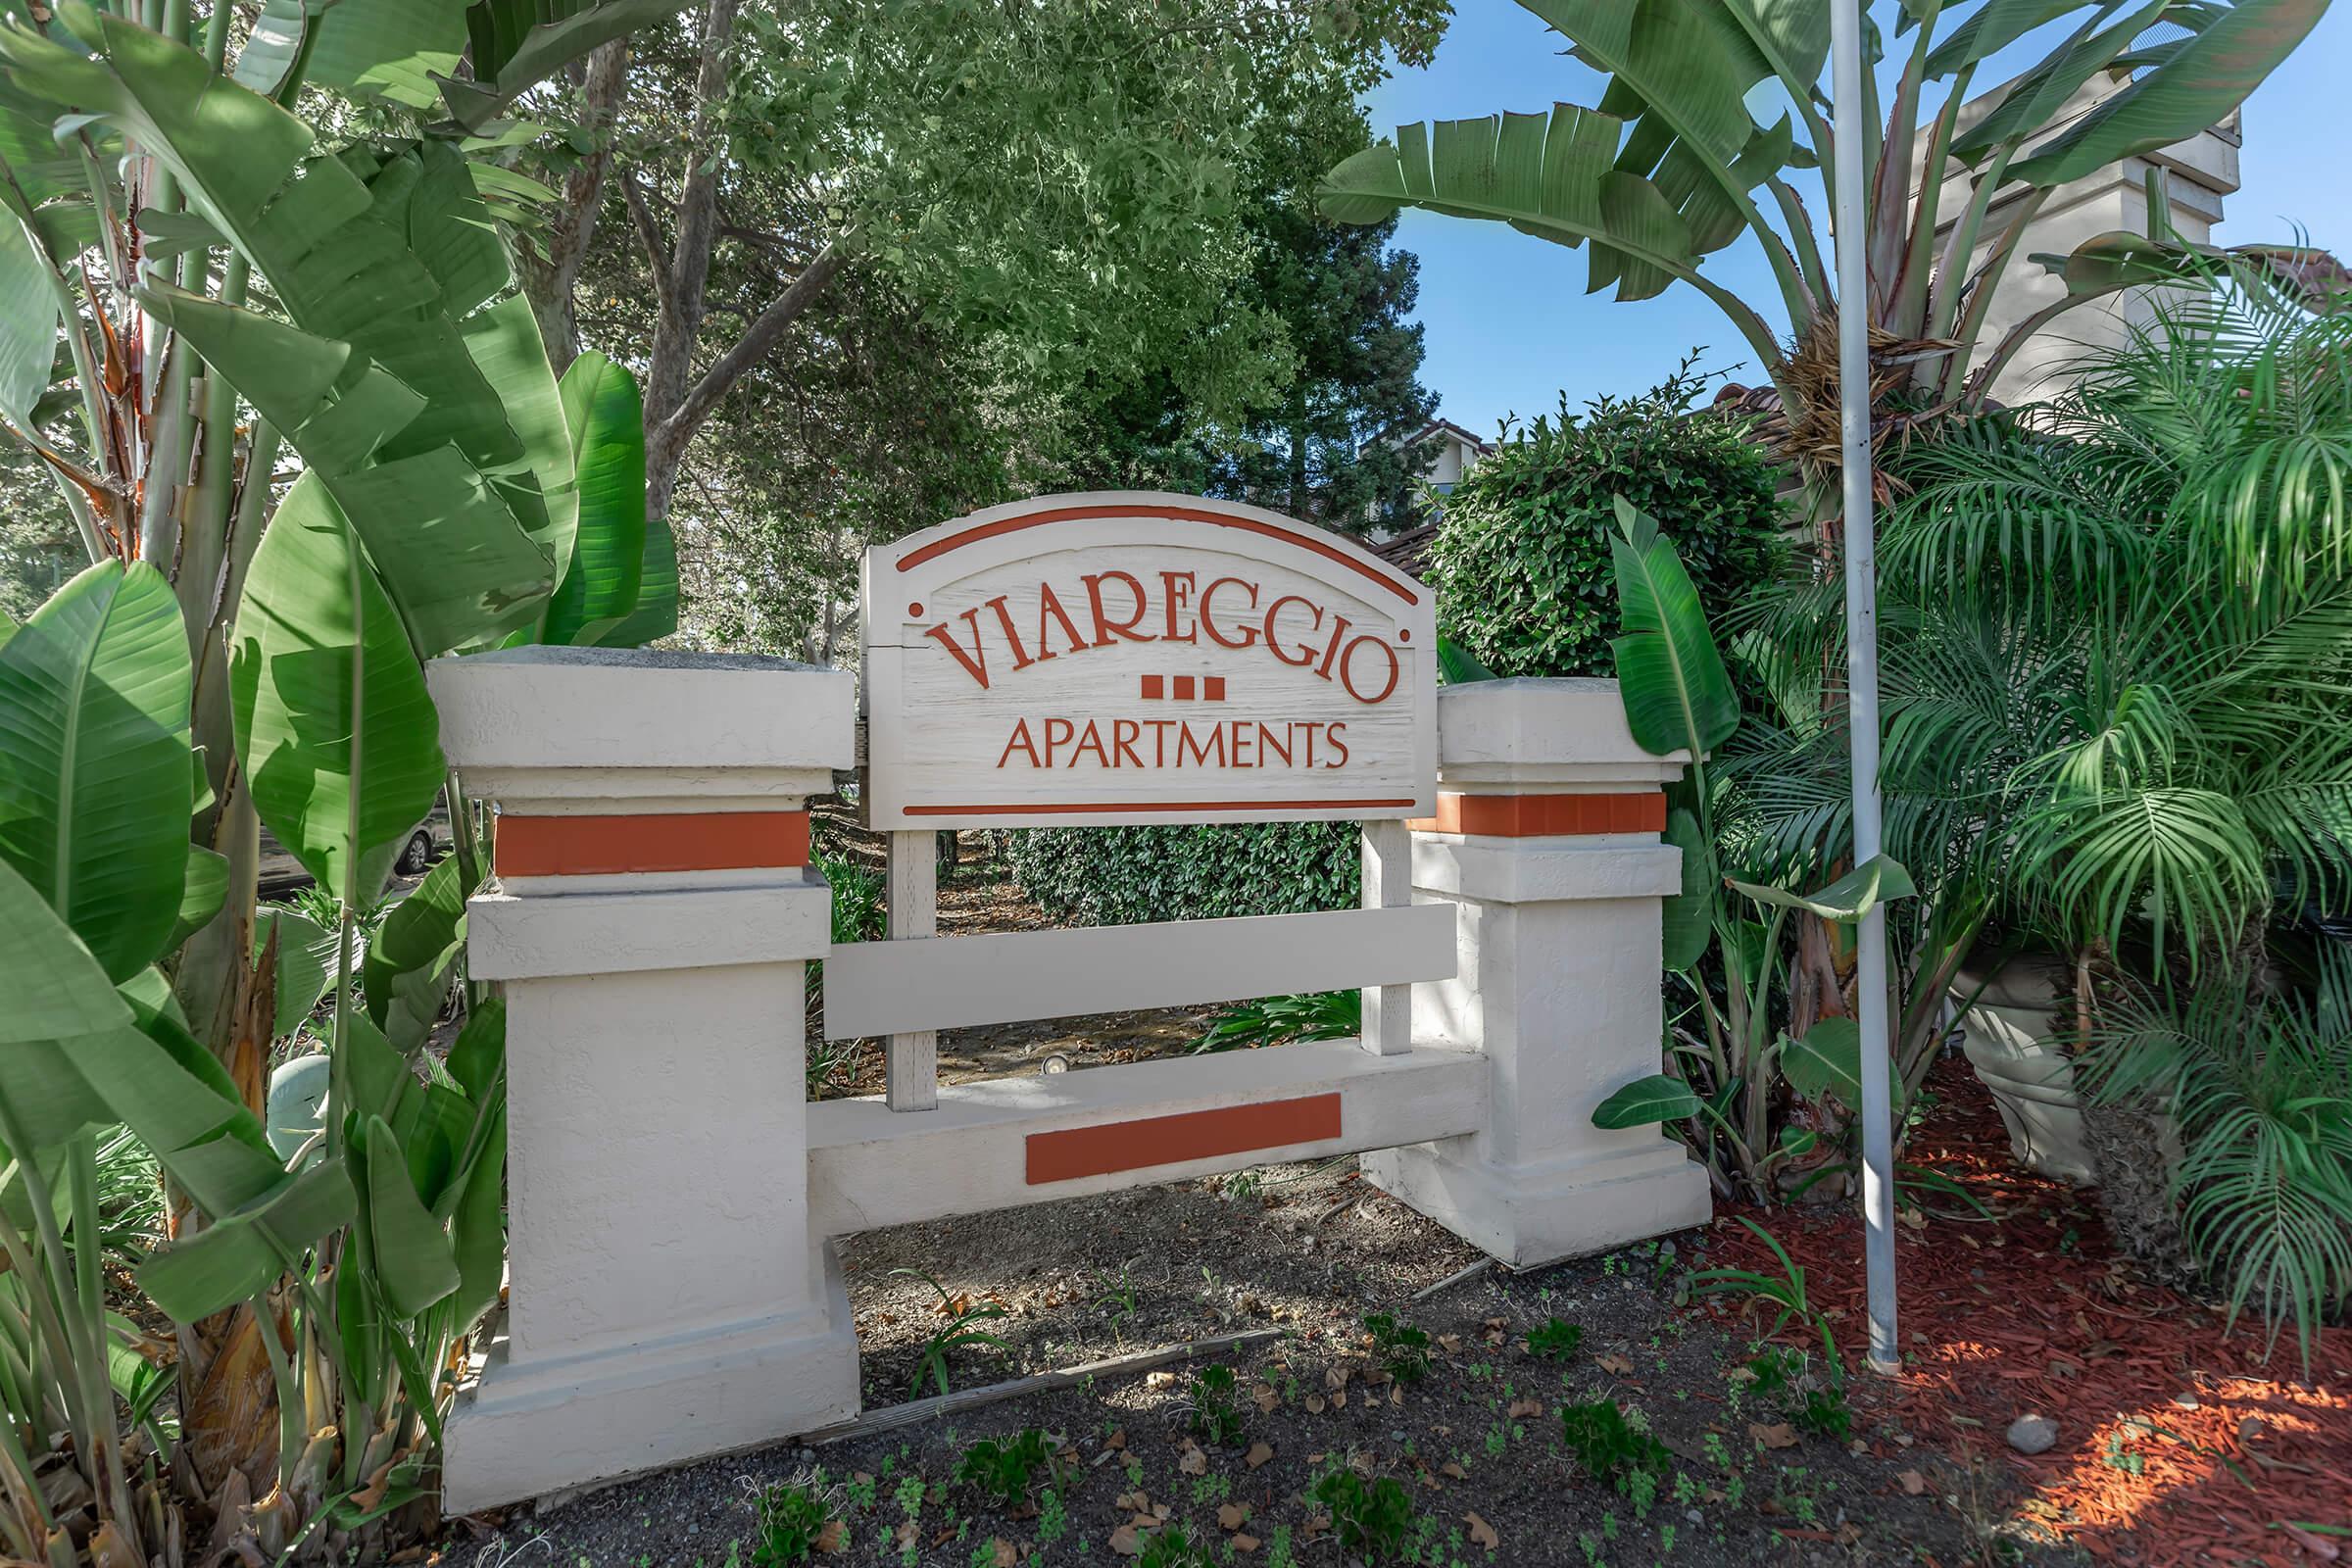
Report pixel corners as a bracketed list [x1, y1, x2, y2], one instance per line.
[884, 829, 939, 1110]
[1359, 819, 1412, 1055]
[1367, 678, 1713, 1267]
[426, 647, 861, 1511]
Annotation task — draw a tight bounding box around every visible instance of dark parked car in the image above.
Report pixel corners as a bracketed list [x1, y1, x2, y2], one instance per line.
[258, 795, 448, 894]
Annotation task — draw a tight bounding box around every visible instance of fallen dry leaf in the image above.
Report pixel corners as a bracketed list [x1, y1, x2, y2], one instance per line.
[1146, 1371, 1179, 1391]
[1440, 1461, 1468, 1480]
[1253, 1384, 1280, 1414]
[1750, 1422, 1799, 1450]
[1467, 1512, 1499, 1549]
[1106, 1428, 1126, 1449]
[2281, 1522, 2341, 1561]
[894, 1521, 917, 1547]
[1506, 1397, 1543, 1419]
[1438, 1333, 1462, 1352]
[1390, 1384, 1404, 1407]
[1595, 1352, 1635, 1375]
[1108, 1525, 1144, 1558]
[1245, 1442, 1274, 1470]
[816, 1520, 847, 1554]
[1304, 1395, 1326, 1414]
[1897, 1469, 1928, 1496]
[1330, 1388, 1348, 1408]
[1178, 1446, 1207, 1476]
[1217, 1503, 1250, 1531]
[1231, 1535, 1260, 1554]
[988, 1539, 1016, 1567]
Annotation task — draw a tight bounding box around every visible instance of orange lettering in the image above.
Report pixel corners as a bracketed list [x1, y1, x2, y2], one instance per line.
[1200, 577, 1260, 649]
[1035, 582, 1090, 661]
[1112, 718, 1144, 767]
[1043, 716, 1074, 765]
[924, 608, 993, 689]
[1083, 571, 1154, 647]
[1264, 595, 1321, 666]
[996, 717, 1041, 767]
[1340, 636, 1400, 705]
[1159, 571, 1199, 643]
[1323, 721, 1348, 768]
[1072, 719, 1110, 767]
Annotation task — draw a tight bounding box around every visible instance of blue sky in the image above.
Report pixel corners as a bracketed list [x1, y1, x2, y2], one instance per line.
[1363, 3, 2352, 434]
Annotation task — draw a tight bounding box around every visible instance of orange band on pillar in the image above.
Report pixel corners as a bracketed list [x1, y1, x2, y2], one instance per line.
[1405, 791, 1666, 837]
[1026, 1094, 1343, 1185]
[495, 810, 810, 877]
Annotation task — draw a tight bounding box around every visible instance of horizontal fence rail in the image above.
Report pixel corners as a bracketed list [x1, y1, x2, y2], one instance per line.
[821, 904, 1456, 1041]
[807, 1039, 1487, 1234]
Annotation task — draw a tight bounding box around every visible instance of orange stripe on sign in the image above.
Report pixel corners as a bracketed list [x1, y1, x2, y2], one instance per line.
[495, 810, 810, 877]
[896, 503, 1419, 605]
[1027, 1094, 1344, 1185]
[1405, 791, 1666, 837]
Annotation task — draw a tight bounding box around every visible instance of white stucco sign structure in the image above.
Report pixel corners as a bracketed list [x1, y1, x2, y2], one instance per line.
[862, 493, 1436, 829]
[427, 493, 1712, 1512]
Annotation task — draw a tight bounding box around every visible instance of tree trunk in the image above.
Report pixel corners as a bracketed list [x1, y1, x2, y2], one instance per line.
[519, 40, 633, 373]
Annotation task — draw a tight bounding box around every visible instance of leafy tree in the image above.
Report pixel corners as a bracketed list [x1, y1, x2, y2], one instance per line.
[520, 0, 1449, 520]
[1222, 206, 1436, 535]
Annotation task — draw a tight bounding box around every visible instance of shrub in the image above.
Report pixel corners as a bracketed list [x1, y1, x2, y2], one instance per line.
[1428, 357, 1786, 679]
[998, 819, 1357, 929]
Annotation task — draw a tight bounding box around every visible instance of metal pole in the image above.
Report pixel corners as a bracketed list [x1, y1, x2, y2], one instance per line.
[1829, 0, 1900, 1377]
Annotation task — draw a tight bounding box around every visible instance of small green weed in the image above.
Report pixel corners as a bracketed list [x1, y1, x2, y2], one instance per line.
[955, 1428, 1061, 1506]
[1311, 1469, 1415, 1560]
[749, 1480, 835, 1566]
[1559, 1399, 1672, 1504]
[892, 1269, 1010, 1397]
[1137, 1523, 1218, 1567]
[1743, 1347, 1851, 1440]
[1187, 1363, 1246, 1446]
[1524, 1318, 1584, 1361]
[1363, 1311, 1433, 1383]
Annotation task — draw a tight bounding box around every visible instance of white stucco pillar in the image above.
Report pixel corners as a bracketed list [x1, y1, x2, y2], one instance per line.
[1365, 677, 1712, 1267]
[427, 647, 859, 1511]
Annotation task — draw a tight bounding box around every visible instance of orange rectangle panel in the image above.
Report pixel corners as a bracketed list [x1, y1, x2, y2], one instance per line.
[1405, 791, 1665, 837]
[495, 810, 810, 877]
[1026, 1093, 1344, 1185]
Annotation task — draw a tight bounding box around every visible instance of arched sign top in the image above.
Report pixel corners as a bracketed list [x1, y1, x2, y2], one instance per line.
[861, 492, 1437, 830]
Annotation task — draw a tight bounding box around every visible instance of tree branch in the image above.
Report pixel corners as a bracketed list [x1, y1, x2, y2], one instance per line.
[644, 0, 742, 430]
[647, 237, 849, 509]
[530, 37, 633, 371]
[620, 167, 672, 302]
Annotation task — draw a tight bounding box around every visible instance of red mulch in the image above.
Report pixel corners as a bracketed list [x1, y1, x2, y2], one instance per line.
[1701, 1059, 2352, 1566]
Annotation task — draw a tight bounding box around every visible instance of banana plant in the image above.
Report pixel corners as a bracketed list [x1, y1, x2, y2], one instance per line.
[0, 0, 684, 1557]
[1569, 499, 1936, 1201]
[1317, 0, 2332, 494]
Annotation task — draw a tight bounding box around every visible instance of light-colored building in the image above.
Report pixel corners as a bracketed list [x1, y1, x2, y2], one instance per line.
[1391, 416, 1494, 498]
[1928, 61, 2244, 405]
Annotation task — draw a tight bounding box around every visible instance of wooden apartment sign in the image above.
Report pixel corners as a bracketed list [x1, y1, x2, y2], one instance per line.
[861, 492, 1437, 830]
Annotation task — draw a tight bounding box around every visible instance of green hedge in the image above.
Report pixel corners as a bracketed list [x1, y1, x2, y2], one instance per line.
[1429, 366, 1787, 677]
[999, 821, 1358, 927]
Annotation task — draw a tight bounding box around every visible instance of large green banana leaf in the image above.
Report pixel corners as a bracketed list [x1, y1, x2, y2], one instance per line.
[2006, 0, 2330, 187]
[141, 285, 556, 656]
[231, 474, 446, 901]
[1946, 0, 2172, 165]
[0, 856, 124, 1151]
[234, 0, 470, 109]
[461, 293, 579, 571]
[0, 215, 55, 424]
[256, 904, 335, 1039]
[1320, 109, 1784, 369]
[440, 0, 694, 130]
[364, 853, 470, 1051]
[546, 348, 650, 645]
[0, 561, 192, 981]
[0, 858, 352, 1316]
[0, 24, 549, 517]
[1607, 498, 1740, 760]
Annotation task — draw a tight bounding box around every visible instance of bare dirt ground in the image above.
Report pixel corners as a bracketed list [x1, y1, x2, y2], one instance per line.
[449, 1158, 2055, 1568]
